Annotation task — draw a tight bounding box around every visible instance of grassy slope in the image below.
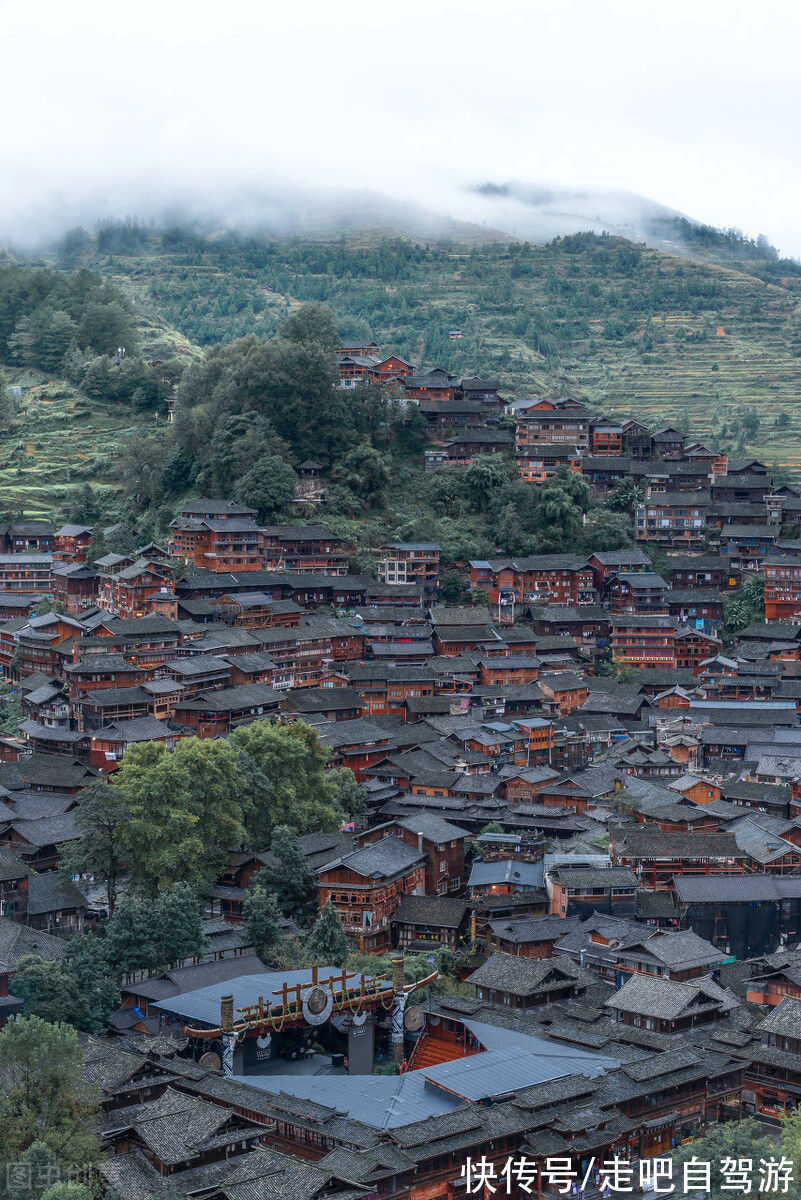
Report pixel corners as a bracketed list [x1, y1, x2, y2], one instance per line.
[0, 304, 197, 520]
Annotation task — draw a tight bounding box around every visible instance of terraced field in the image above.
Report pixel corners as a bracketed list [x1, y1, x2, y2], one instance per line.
[0, 373, 147, 519]
[569, 292, 801, 470]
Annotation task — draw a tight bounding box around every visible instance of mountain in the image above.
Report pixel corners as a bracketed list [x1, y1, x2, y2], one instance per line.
[56, 223, 801, 467]
[4, 209, 801, 522]
[464, 182, 791, 265]
[0, 182, 509, 252]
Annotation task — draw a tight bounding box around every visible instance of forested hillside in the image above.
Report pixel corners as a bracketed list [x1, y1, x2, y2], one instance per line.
[0, 259, 195, 519]
[2, 217, 801, 529]
[0, 257, 630, 566]
[49, 223, 801, 473]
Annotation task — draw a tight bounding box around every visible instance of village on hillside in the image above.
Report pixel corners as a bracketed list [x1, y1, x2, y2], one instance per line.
[2, 341, 801, 1200]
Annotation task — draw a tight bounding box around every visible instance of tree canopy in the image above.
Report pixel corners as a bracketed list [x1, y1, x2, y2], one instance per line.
[110, 737, 250, 895]
[229, 720, 348, 842]
[0, 1016, 100, 1177]
[305, 899, 350, 967]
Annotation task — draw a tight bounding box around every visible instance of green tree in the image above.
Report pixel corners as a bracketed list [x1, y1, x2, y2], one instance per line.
[105, 886, 205, 976]
[102, 890, 153, 977]
[197, 413, 289, 496]
[6, 1141, 94, 1200]
[330, 445, 390, 509]
[280, 303, 339, 354]
[229, 720, 346, 842]
[262, 826, 314, 916]
[579, 509, 634, 553]
[243, 884, 282, 960]
[9, 308, 77, 373]
[112, 738, 250, 895]
[607, 478, 643, 513]
[42, 1184, 94, 1200]
[305, 899, 350, 967]
[13, 938, 117, 1034]
[0, 689, 22, 735]
[175, 330, 343, 465]
[33, 598, 68, 616]
[83, 528, 105, 566]
[741, 412, 760, 438]
[673, 1118, 781, 1200]
[151, 884, 206, 967]
[77, 302, 137, 356]
[11, 958, 83, 1028]
[0, 366, 14, 428]
[723, 575, 765, 642]
[645, 544, 671, 578]
[0, 1017, 99, 1177]
[56, 225, 91, 265]
[60, 935, 118, 1031]
[438, 571, 470, 605]
[325, 768, 366, 824]
[462, 454, 507, 511]
[781, 1104, 801, 1181]
[234, 456, 298, 522]
[60, 780, 126, 914]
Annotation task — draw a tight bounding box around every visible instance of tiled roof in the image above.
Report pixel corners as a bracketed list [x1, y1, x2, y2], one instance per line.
[391, 894, 469, 928]
[317, 835, 424, 880]
[756, 996, 801, 1037]
[606, 974, 738, 1020]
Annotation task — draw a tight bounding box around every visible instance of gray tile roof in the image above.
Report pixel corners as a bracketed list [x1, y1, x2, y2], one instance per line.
[394, 812, 468, 843]
[616, 929, 724, 971]
[0, 915, 66, 964]
[756, 996, 801, 1037]
[612, 825, 741, 859]
[468, 860, 545, 890]
[4, 810, 79, 847]
[550, 866, 638, 889]
[674, 874, 801, 902]
[391, 894, 469, 928]
[317, 835, 424, 880]
[488, 914, 582, 944]
[605, 973, 738, 1020]
[26, 871, 87, 916]
[467, 952, 582, 997]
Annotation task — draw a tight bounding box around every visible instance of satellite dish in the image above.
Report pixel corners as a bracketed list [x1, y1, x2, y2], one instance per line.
[256, 1034, 272, 1050]
[404, 1005, 425, 1032]
[199, 1051, 221, 1071]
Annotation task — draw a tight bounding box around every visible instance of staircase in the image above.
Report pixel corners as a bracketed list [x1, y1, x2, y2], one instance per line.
[409, 1033, 478, 1070]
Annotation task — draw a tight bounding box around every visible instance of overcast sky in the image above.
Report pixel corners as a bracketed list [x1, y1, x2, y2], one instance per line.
[4, 0, 801, 253]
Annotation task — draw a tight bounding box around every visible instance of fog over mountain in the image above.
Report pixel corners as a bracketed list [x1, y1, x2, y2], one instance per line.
[0, 173, 783, 266]
[0, 177, 507, 250]
[5, 3, 801, 256]
[465, 184, 687, 249]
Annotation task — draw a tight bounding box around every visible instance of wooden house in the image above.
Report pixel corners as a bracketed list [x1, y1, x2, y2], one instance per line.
[315, 836, 426, 953]
[170, 499, 265, 572]
[391, 894, 469, 952]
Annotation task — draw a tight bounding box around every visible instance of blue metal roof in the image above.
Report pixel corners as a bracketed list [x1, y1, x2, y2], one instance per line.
[423, 1032, 619, 1102]
[231, 1018, 619, 1125]
[232, 1066, 459, 1129]
[152, 967, 383, 1026]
